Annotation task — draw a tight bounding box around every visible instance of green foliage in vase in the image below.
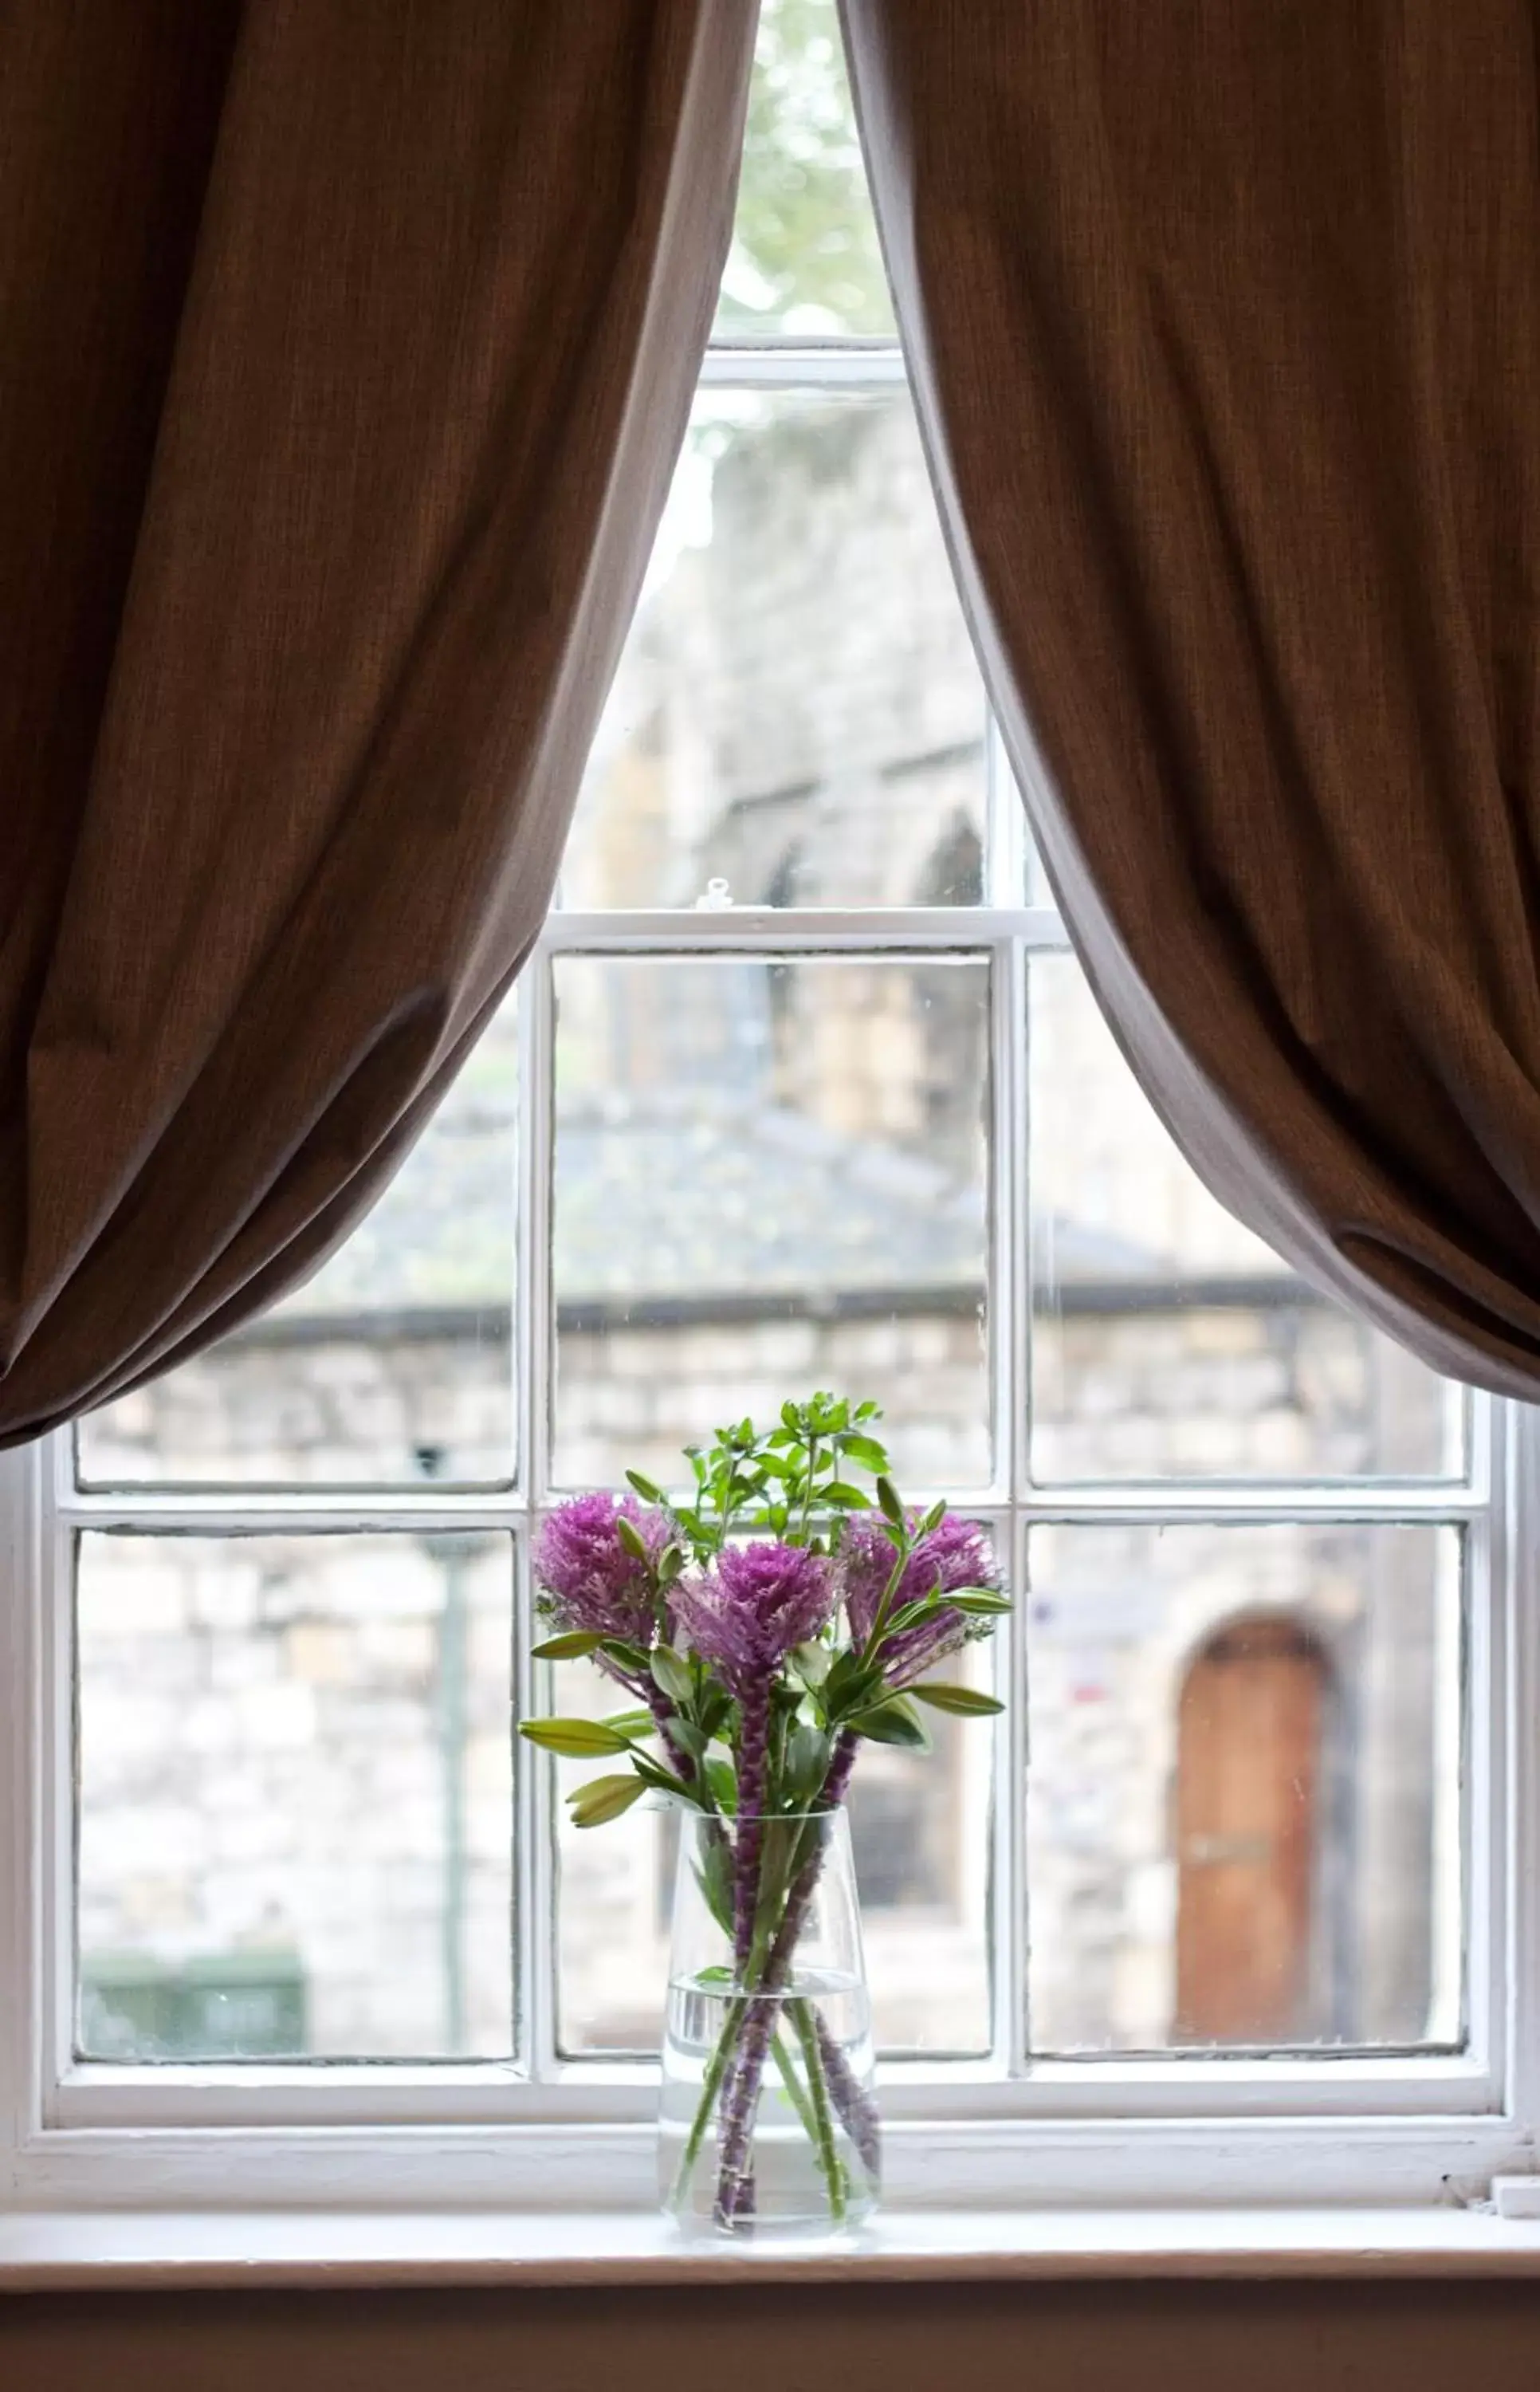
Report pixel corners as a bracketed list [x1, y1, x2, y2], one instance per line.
[520, 1392, 1005, 1832]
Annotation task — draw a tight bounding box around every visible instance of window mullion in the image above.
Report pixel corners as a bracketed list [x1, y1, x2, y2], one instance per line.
[697, 340, 906, 390]
[1016, 1485, 1488, 1523]
[986, 717, 1028, 910]
[539, 906, 1069, 954]
[517, 950, 558, 2075]
[1502, 1403, 1540, 2138]
[517, 950, 555, 1511]
[46, 1501, 77, 2107]
[996, 932, 1029, 2072]
[0, 1442, 45, 2148]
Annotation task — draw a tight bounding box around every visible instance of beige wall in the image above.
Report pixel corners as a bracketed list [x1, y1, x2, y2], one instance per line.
[5, 2280, 1540, 2390]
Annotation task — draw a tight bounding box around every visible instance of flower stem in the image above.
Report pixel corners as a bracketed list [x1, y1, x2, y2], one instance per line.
[670, 1993, 749, 2211]
[859, 1543, 913, 1668]
[680, 1747, 866, 2229]
[796, 1434, 820, 1545]
[643, 1682, 695, 1781]
[709, 1772, 858, 2223]
[770, 2028, 821, 2154]
[788, 1997, 847, 2224]
[811, 2005, 880, 2185]
[733, 1694, 770, 1969]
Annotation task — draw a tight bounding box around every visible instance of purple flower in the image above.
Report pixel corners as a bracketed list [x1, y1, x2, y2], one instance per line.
[839, 1511, 998, 1689]
[674, 1540, 833, 1692]
[677, 1541, 832, 1972]
[533, 1493, 668, 1649]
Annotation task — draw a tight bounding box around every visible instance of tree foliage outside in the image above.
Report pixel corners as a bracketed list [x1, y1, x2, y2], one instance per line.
[716, 0, 894, 337]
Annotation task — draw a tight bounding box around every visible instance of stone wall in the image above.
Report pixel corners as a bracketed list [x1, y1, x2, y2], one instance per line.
[78, 1532, 513, 2059]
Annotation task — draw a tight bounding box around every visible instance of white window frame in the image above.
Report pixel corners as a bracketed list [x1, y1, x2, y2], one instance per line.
[5, 338, 1539, 2226]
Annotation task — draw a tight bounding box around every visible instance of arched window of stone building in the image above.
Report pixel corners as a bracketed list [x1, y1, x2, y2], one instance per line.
[909, 817, 988, 1164]
[763, 843, 803, 910]
[762, 843, 804, 1091]
[1174, 1615, 1332, 2047]
[916, 814, 983, 908]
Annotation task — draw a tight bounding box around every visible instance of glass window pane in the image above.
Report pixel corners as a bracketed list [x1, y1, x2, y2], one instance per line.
[715, 0, 895, 340]
[77, 999, 519, 1489]
[554, 1635, 994, 2058]
[76, 1532, 513, 2059]
[1025, 1521, 1463, 2054]
[551, 954, 992, 1490]
[1029, 957, 1464, 1480]
[558, 391, 988, 911]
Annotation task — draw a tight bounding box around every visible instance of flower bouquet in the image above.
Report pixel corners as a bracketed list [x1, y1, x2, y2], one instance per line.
[520, 1393, 1008, 2237]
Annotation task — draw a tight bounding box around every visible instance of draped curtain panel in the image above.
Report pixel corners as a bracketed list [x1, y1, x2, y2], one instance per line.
[843, 0, 1540, 1396]
[0, 0, 753, 1443]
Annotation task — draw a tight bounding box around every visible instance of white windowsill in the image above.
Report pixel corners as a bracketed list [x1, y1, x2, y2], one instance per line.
[6, 2204, 1540, 2291]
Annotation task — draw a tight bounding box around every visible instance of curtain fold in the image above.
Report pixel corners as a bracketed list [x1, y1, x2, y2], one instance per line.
[0, 0, 755, 1443]
[842, 0, 1540, 1397]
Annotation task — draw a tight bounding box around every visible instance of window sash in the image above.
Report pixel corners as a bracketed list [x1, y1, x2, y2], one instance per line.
[49, 920, 1488, 2086]
[6, 1408, 1526, 2217]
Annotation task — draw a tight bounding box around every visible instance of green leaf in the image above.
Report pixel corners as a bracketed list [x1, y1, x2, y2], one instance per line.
[616, 1514, 650, 1563]
[650, 1644, 693, 1705]
[658, 1543, 685, 1585]
[631, 1753, 695, 1801]
[886, 1592, 944, 1637]
[822, 1481, 870, 1509]
[947, 1589, 1012, 1617]
[599, 1637, 650, 1674]
[784, 1721, 832, 1802]
[876, 1475, 906, 1526]
[847, 1697, 932, 1750]
[825, 1651, 885, 1717]
[705, 1756, 738, 1813]
[698, 1686, 733, 1741]
[520, 1717, 631, 1757]
[855, 1400, 880, 1421]
[694, 1831, 736, 1934]
[921, 1497, 948, 1534]
[529, 1630, 603, 1661]
[841, 1433, 890, 1473]
[568, 1772, 648, 1827]
[823, 1648, 862, 1700]
[909, 1683, 1007, 1717]
[602, 1708, 657, 1737]
[625, 1469, 664, 1503]
[790, 1639, 831, 1689]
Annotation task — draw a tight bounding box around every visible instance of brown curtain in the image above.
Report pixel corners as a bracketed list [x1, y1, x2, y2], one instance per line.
[0, 0, 754, 1444]
[843, 0, 1540, 1397]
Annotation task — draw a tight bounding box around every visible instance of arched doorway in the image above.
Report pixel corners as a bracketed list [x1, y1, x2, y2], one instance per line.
[1174, 1615, 1328, 2045]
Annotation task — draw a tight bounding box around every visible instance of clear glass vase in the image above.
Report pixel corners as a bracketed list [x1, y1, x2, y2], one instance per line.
[659, 1806, 879, 2240]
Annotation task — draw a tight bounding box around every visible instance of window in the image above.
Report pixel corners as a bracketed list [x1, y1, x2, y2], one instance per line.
[3, 0, 1535, 2221]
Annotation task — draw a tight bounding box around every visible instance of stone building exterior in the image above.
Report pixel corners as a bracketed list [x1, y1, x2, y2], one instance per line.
[75, 390, 1463, 2069]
